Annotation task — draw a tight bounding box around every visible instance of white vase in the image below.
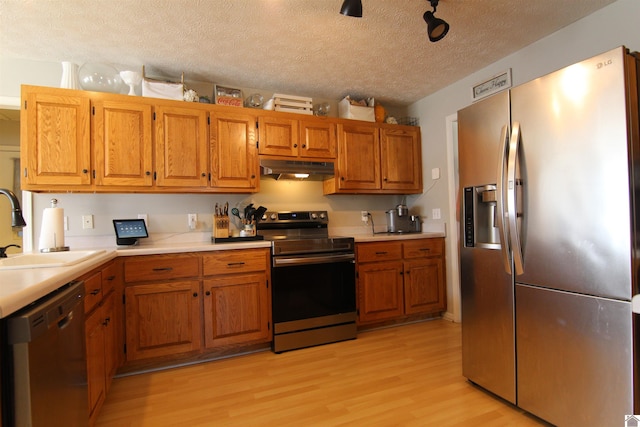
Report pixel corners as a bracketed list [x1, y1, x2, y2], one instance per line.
[60, 62, 80, 89]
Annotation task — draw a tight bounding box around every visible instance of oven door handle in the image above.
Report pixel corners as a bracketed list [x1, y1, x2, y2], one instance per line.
[273, 253, 355, 267]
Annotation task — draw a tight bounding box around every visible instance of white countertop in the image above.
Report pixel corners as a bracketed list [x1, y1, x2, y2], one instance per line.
[0, 232, 444, 319]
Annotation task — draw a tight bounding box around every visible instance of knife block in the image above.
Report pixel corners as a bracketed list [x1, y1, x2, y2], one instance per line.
[213, 214, 229, 238]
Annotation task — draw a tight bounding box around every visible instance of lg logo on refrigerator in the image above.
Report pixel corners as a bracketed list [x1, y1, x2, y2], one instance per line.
[596, 59, 614, 69]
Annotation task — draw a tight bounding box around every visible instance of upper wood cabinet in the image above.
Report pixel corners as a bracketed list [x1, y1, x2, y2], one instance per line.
[380, 126, 422, 193]
[258, 114, 299, 157]
[210, 110, 259, 191]
[21, 85, 421, 195]
[21, 86, 91, 189]
[258, 113, 336, 160]
[324, 122, 422, 195]
[299, 118, 336, 159]
[155, 104, 209, 187]
[92, 98, 153, 187]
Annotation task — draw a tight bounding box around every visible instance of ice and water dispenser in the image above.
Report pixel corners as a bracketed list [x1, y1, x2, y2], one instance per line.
[463, 185, 501, 248]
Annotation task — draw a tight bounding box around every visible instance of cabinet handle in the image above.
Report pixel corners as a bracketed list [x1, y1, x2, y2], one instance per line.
[227, 262, 246, 267]
[152, 267, 173, 272]
[375, 251, 388, 255]
[205, 291, 211, 296]
[383, 177, 388, 181]
[103, 317, 111, 326]
[145, 171, 151, 176]
[340, 177, 345, 181]
[251, 174, 256, 179]
[82, 169, 88, 174]
[419, 248, 431, 252]
[201, 172, 206, 177]
[105, 275, 115, 281]
[193, 292, 198, 297]
[302, 144, 306, 149]
[293, 144, 298, 148]
[90, 289, 100, 296]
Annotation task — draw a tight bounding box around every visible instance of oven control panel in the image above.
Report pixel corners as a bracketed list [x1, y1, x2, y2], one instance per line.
[259, 211, 328, 224]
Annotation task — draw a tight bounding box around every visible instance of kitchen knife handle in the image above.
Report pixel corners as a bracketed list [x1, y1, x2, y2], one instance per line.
[496, 124, 511, 274]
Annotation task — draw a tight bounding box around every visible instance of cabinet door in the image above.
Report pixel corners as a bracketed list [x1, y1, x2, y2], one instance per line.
[336, 123, 380, 190]
[85, 304, 106, 422]
[125, 281, 202, 360]
[299, 119, 336, 159]
[93, 99, 153, 187]
[258, 115, 299, 157]
[210, 111, 259, 190]
[357, 260, 404, 323]
[404, 258, 446, 314]
[21, 87, 91, 187]
[203, 273, 270, 347]
[155, 105, 209, 187]
[380, 127, 422, 192]
[102, 291, 118, 392]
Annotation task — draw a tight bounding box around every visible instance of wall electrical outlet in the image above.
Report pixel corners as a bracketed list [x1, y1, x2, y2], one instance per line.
[431, 167, 440, 180]
[361, 211, 369, 223]
[82, 214, 94, 229]
[188, 213, 197, 230]
[138, 213, 148, 223]
[432, 208, 441, 220]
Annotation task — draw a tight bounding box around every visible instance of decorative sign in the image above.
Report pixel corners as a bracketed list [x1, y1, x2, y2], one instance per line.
[472, 69, 512, 101]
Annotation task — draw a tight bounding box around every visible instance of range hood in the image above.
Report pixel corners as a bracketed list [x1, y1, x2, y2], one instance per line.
[259, 159, 335, 180]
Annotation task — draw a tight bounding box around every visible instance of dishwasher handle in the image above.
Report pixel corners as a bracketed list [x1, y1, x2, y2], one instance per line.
[7, 280, 85, 344]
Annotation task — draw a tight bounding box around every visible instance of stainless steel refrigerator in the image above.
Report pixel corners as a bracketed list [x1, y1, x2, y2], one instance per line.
[458, 46, 639, 426]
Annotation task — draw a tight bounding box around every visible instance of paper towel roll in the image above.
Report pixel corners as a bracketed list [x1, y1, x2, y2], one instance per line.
[39, 206, 65, 251]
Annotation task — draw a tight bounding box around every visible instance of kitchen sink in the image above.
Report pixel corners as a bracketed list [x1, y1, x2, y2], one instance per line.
[0, 250, 106, 270]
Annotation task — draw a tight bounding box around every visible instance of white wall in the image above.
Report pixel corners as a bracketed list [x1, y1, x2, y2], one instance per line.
[408, 0, 640, 321]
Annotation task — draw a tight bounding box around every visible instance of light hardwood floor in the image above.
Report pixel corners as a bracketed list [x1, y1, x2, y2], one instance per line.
[96, 319, 550, 426]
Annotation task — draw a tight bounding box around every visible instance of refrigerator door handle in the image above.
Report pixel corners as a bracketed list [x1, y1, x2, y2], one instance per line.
[496, 124, 511, 274]
[507, 122, 524, 275]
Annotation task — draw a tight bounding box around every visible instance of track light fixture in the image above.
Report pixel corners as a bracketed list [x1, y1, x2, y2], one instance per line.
[340, 0, 362, 18]
[424, 0, 449, 42]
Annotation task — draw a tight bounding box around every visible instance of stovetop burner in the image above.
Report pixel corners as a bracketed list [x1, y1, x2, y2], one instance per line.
[257, 210, 353, 255]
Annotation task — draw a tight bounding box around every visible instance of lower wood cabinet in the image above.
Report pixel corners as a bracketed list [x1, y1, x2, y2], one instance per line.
[122, 248, 271, 363]
[356, 238, 446, 326]
[124, 280, 202, 361]
[83, 259, 123, 426]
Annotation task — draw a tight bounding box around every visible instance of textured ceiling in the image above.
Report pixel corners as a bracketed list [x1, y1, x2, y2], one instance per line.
[0, 0, 616, 106]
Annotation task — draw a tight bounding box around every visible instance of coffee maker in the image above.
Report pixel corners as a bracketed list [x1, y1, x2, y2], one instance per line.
[386, 204, 421, 233]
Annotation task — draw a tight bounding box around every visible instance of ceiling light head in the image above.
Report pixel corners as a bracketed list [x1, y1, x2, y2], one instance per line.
[424, 0, 449, 42]
[340, 0, 362, 18]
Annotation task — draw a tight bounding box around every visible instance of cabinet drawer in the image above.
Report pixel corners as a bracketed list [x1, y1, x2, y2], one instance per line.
[403, 238, 444, 259]
[84, 271, 103, 314]
[356, 242, 402, 263]
[101, 261, 119, 296]
[124, 254, 201, 283]
[203, 249, 268, 276]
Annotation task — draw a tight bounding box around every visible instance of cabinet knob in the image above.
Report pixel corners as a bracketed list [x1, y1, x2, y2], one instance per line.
[90, 289, 100, 296]
[82, 169, 88, 174]
[201, 172, 206, 177]
[293, 144, 298, 148]
[146, 171, 151, 176]
[340, 176, 345, 181]
[302, 144, 306, 149]
[205, 291, 211, 296]
[193, 292, 198, 298]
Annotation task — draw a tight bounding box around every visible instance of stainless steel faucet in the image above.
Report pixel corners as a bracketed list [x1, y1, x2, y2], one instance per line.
[0, 188, 26, 227]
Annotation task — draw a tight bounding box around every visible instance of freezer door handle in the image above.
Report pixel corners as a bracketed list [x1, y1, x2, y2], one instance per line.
[633, 295, 640, 314]
[507, 122, 524, 275]
[496, 124, 511, 274]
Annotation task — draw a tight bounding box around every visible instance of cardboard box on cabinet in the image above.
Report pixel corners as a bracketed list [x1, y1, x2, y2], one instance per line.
[338, 97, 375, 122]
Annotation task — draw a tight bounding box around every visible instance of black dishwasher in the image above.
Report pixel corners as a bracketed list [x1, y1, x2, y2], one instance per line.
[6, 281, 88, 427]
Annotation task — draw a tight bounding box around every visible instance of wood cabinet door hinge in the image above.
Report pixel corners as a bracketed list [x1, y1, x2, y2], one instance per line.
[92, 106, 95, 115]
[153, 112, 156, 120]
[23, 100, 27, 110]
[266, 279, 269, 288]
[123, 343, 127, 354]
[153, 171, 157, 180]
[267, 321, 270, 330]
[207, 116, 210, 125]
